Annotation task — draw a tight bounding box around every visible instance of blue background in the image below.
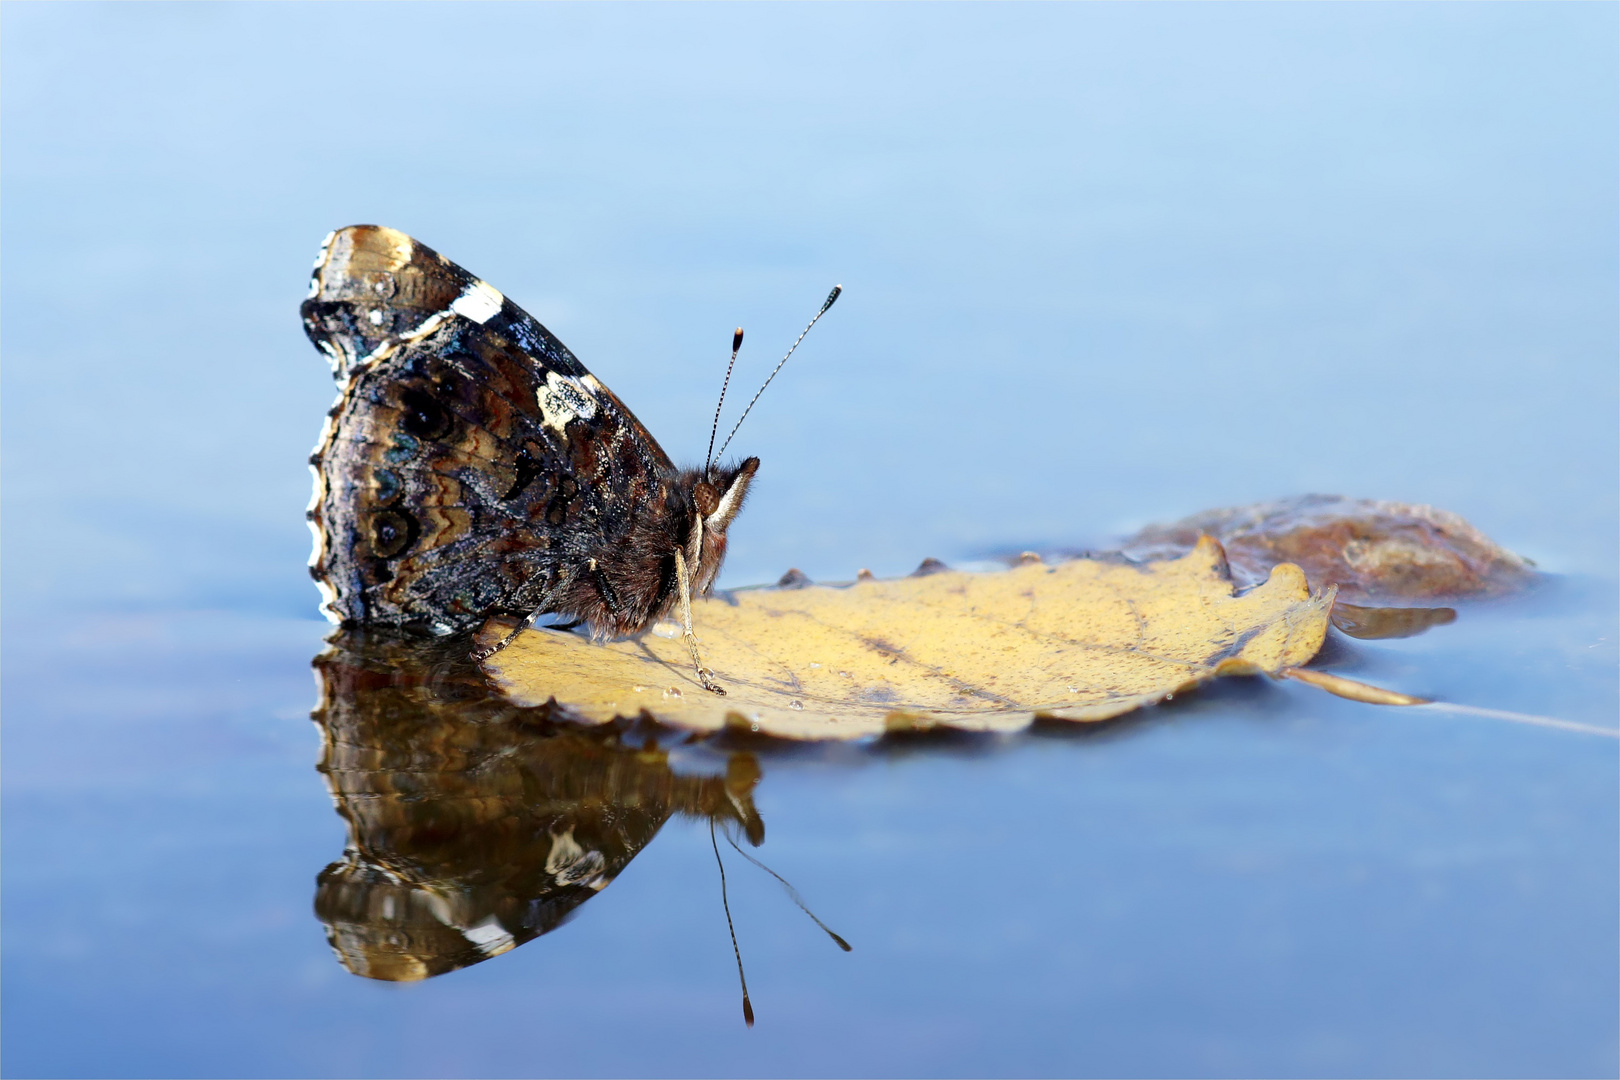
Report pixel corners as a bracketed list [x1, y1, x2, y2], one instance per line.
[3, 4, 1616, 1076]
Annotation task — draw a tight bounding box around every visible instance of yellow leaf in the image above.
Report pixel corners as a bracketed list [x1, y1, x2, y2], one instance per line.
[482, 536, 1336, 740]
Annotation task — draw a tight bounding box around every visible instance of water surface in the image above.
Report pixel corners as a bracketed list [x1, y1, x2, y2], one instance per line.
[3, 5, 1615, 1076]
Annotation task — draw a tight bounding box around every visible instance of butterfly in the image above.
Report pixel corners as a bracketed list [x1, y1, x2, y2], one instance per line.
[301, 225, 838, 692]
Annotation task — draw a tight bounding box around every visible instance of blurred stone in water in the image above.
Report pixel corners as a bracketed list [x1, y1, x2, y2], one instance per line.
[311, 630, 764, 982]
[1115, 494, 1534, 604]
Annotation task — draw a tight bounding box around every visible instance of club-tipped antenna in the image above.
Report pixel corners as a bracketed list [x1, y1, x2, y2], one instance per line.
[725, 829, 852, 952]
[714, 285, 841, 462]
[712, 820, 754, 1027]
[704, 328, 744, 481]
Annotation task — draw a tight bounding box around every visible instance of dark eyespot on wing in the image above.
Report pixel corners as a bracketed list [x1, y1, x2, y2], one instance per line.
[349, 353, 536, 455]
[398, 387, 453, 440]
[369, 509, 420, 558]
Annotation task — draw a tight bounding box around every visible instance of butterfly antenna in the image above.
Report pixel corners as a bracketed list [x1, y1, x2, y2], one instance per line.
[704, 328, 744, 482]
[714, 285, 841, 462]
[725, 830, 852, 952]
[712, 819, 755, 1027]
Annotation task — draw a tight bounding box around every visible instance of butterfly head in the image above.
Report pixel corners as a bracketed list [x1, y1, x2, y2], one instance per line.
[693, 456, 758, 531]
[686, 456, 759, 593]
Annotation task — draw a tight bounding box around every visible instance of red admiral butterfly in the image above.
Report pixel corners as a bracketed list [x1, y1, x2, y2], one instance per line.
[302, 226, 838, 693]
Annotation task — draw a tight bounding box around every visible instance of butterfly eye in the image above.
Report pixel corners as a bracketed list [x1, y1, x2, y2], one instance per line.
[693, 482, 720, 518]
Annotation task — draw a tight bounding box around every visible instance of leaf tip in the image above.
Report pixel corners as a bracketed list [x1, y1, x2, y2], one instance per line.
[1281, 666, 1428, 706]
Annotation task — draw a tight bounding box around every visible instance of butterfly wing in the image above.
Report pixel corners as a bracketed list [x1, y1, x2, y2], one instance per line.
[303, 225, 678, 633]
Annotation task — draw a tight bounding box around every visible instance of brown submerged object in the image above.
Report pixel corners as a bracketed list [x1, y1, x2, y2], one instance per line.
[1119, 494, 1533, 605]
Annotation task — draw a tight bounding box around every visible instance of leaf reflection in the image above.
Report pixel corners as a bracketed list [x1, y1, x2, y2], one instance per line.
[310, 629, 764, 983]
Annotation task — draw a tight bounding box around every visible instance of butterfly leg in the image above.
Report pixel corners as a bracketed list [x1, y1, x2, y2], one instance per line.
[469, 601, 554, 662]
[468, 572, 572, 662]
[674, 547, 725, 695]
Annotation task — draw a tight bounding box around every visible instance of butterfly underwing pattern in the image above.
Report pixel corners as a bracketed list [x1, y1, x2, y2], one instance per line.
[301, 225, 767, 688]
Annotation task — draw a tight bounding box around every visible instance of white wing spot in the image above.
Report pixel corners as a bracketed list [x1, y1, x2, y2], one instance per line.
[312, 573, 341, 624]
[356, 310, 448, 369]
[537, 370, 598, 440]
[461, 916, 516, 957]
[545, 827, 608, 888]
[312, 230, 336, 268]
[367, 309, 384, 326]
[450, 279, 504, 324]
[306, 231, 337, 298]
[316, 338, 352, 378]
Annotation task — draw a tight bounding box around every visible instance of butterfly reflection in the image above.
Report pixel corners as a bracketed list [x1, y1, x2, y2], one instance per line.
[310, 629, 765, 983]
